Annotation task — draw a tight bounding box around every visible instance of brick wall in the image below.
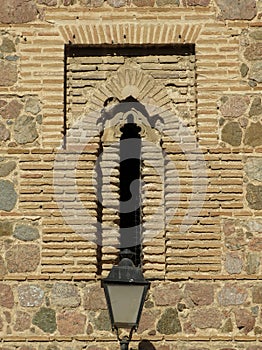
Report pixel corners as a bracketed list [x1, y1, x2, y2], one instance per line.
[0, 0, 262, 349]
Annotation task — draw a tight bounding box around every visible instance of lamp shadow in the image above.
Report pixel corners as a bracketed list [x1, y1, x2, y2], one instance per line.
[137, 340, 156, 350]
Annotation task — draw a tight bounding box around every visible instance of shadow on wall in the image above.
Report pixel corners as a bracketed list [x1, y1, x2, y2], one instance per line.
[138, 340, 156, 350]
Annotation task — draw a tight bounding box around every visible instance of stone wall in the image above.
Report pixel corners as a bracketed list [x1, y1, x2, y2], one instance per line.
[0, 0, 262, 349]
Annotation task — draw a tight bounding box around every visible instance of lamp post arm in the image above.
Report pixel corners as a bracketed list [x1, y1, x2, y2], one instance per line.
[117, 327, 135, 350]
[120, 336, 129, 350]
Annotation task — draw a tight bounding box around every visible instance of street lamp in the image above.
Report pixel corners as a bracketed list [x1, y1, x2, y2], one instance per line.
[101, 250, 150, 350]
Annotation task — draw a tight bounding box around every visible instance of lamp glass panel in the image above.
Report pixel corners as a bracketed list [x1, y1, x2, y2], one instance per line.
[107, 284, 144, 326]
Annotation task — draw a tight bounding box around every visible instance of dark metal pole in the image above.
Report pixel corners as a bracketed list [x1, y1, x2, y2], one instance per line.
[120, 336, 129, 350]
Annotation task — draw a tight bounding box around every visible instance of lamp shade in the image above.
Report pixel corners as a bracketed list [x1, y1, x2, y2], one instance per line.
[101, 257, 150, 330]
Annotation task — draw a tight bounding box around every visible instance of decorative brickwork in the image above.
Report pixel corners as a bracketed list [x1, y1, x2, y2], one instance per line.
[64, 48, 200, 278]
[0, 0, 262, 349]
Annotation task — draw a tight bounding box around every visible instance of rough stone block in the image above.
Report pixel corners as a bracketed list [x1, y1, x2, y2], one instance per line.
[0, 99, 23, 119]
[250, 30, 262, 41]
[252, 285, 262, 303]
[0, 283, 14, 309]
[220, 95, 249, 118]
[249, 237, 262, 252]
[221, 122, 242, 147]
[153, 282, 182, 306]
[83, 283, 107, 310]
[13, 224, 40, 241]
[184, 283, 214, 306]
[14, 115, 38, 144]
[215, 0, 257, 20]
[0, 0, 38, 24]
[6, 244, 40, 273]
[217, 284, 247, 306]
[0, 161, 16, 177]
[0, 220, 13, 237]
[0, 123, 10, 141]
[57, 311, 86, 335]
[225, 253, 243, 274]
[93, 309, 111, 331]
[0, 180, 17, 211]
[246, 183, 262, 210]
[14, 311, 31, 331]
[0, 60, 17, 86]
[32, 307, 57, 333]
[190, 307, 222, 329]
[0, 37, 16, 53]
[244, 122, 262, 147]
[25, 97, 41, 115]
[18, 285, 44, 307]
[138, 309, 160, 333]
[249, 62, 262, 83]
[246, 253, 260, 274]
[157, 308, 181, 334]
[245, 158, 262, 182]
[234, 309, 255, 334]
[244, 44, 262, 61]
[51, 282, 81, 307]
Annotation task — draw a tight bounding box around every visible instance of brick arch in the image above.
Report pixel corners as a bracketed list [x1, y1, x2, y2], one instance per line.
[88, 62, 173, 126]
[58, 22, 202, 45]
